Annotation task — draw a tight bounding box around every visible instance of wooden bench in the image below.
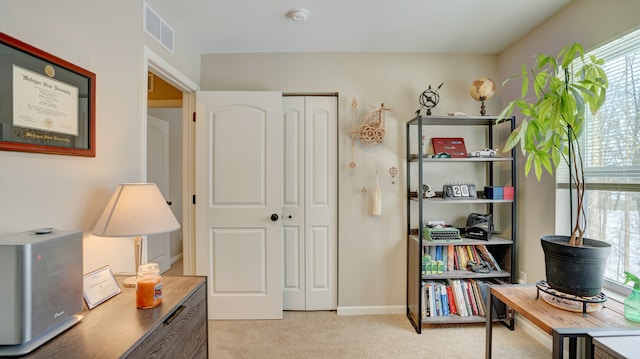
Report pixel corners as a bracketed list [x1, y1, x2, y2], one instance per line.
[485, 284, 640, 359]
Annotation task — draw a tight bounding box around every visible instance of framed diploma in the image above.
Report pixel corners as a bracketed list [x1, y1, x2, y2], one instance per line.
[83, 265, 121, 309]
[0, 32, 96, 157]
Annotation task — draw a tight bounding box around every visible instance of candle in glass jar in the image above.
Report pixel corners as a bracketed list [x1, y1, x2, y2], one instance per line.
[136, 262, 162, 309]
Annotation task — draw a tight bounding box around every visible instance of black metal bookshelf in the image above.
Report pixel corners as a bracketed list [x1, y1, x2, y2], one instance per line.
[405, 115, 517, 333]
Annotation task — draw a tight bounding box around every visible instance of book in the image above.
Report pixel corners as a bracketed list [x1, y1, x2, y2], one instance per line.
[429, 246, 437, 260]
[442, 248, 448, 272]
[433, 283, 442, 316]
[456, 280, 471, 316]
[447, 279, 465, 317]
[445, 283, 457, 315]
[439, 282, 449, 316]
[452, 247, 459, 270]
[466, 245, 479, 264]
[421, 282, 428, 318]
[422, 253, 431, 275]
[464, 280, 478, 315]
[447, 246, 455, 271]
[470, 245, 481, 263]
[469, 279, 485, 317]
[427, 281, 436, 317]
[456, 246, 468, 269]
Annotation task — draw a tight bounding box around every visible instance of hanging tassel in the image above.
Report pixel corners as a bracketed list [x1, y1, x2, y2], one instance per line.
[372, 171, 382, 216]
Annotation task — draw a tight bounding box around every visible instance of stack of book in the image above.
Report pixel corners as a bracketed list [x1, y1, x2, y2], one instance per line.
[420, 279, 507, 319]
[422, 244, 501, 275]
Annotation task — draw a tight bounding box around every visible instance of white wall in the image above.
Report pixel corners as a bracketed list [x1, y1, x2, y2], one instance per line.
[0, 1, 199, 275]
[498, 0, 640, 287]
[200, 52, 500, 309]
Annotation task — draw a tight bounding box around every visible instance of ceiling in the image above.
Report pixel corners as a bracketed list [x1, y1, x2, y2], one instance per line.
[158, 0, 572, 55]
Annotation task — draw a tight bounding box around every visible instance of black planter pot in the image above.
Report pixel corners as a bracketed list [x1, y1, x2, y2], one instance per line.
[541, 235, 611, 297]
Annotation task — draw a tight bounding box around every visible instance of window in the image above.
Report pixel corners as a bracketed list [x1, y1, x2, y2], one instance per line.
[557, 27, 640, 293]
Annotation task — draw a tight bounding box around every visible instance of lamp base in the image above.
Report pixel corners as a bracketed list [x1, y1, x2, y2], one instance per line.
[123, 275, 137, 288]
[122, 235, 144, 288]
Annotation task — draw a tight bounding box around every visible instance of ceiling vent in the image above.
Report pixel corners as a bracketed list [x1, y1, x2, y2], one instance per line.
[144, 2, 174, 53]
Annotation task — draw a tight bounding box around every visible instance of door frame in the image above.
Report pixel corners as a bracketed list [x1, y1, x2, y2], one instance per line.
[143, 47, 200, 274]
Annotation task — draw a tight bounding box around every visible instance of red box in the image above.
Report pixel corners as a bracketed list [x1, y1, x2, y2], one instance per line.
[431, 137, 467, 158]
[503, 186, 514, 200]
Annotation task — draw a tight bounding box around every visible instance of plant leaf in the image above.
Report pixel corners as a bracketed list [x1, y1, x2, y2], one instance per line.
[503, 119, 527, 151]
[520, 65, 529, 98]
[524, 154, 533, 177]
[496, 102, 514, 123]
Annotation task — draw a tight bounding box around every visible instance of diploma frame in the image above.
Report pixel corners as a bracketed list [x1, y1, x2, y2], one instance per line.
[0, 32, 96, 157]
[83, 265, 121, 309]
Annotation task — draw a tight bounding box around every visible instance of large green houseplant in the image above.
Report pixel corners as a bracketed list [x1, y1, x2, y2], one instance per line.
[497, 42, 611, 296]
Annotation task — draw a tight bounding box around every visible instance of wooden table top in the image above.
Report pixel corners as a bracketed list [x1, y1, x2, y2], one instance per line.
[490, 284, 640, 334]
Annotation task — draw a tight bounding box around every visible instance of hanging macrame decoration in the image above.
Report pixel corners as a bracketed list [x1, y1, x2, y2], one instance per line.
[351, 103, 391, 147]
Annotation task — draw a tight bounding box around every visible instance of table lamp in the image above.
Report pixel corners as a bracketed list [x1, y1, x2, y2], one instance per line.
[92, 183, 180, 287]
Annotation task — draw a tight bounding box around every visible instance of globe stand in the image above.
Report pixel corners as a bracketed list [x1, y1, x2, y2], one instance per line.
[479, 96, 487, 116]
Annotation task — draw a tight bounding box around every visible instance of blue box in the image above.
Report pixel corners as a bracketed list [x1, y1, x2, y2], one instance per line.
[484, 186, 503, 199]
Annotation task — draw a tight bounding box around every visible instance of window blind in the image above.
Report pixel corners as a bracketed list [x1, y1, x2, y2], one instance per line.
[556, 27, 640, 192]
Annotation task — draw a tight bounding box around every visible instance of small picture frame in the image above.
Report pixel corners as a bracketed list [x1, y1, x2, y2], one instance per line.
[83, 265, 121, 309]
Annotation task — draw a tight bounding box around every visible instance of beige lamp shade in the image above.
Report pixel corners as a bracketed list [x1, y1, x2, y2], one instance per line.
[92, 183, 180, 237]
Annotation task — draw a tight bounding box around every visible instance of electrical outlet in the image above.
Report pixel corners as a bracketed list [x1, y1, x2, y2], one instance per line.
[518, 271, 526, 284]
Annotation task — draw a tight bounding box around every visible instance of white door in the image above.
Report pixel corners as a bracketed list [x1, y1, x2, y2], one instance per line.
[195, 91, 283, 319]
[147, 115, 172, 273]
[282, 96, 337, 311]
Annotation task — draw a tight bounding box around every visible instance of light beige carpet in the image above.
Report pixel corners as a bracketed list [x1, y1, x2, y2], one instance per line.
[208, 311, 550, 359]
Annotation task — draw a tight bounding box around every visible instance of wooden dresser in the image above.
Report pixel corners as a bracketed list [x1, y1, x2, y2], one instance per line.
[24, 276, 207, 358]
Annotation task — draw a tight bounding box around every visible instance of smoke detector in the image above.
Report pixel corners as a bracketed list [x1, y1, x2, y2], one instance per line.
[287, 8, 309, 22]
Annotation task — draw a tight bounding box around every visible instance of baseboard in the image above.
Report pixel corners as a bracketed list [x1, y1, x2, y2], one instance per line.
[170, 253, 183, 264]
[337, 305, 405, 316]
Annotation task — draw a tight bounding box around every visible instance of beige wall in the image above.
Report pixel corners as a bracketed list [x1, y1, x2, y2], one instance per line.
[498, 0, 640, 286]
[0, 1, 200, 274]
[200, 52, 501, 310]
[3, 0, 639, 312]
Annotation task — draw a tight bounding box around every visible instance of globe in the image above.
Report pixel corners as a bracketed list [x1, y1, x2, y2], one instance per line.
[469, 78, 496, 101]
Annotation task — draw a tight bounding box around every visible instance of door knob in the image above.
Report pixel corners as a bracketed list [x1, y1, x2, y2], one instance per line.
[271, 213, 279, 221]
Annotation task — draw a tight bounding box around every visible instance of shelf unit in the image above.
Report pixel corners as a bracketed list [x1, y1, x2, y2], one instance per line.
[405, 115, 516, 333]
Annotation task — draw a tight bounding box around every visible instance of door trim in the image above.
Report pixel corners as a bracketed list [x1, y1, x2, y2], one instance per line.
[143, 47, 200, 274]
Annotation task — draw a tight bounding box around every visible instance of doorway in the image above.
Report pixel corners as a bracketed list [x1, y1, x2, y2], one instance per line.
[144, 47, 200, 275]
